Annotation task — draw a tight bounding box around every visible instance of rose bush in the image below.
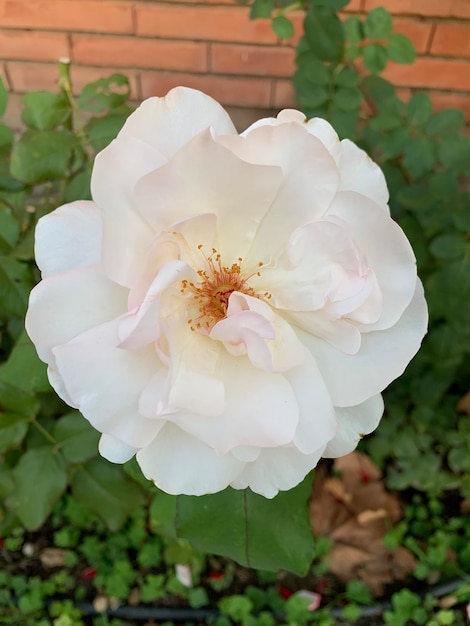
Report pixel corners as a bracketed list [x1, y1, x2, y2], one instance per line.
[26, 87, 427, 498]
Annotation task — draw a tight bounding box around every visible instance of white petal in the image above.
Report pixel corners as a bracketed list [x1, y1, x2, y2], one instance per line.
[283, 349, 337, 455]
[35, 201, 102, 278]
[53, 318, 164, 448]
[165, 351, 299, 455]
[300, 280, 428, 407]
[99, 433, 138, 463]
[336, 139, 389, 207]
[231, 445, 325, 498]
[91, 135, 163, 286]
[328, 191, 418, 331]
[26, 266, 127, 364]
[137, 423, 244, 496]
[119, 87, 237, 158]
[134, 129, 283, 262]
[217, 122, 340, 264]
[323, 394, 384, 458]
[47, 365, 78, 408]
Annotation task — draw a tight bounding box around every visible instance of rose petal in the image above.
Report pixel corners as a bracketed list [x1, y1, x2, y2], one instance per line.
[137, 423, 244, 496]
[35, 201, 102, 278]
[53, 318, 164, 448]
[323, 394, 384, 458]
[26, 266, 127, 364]
[99, 433, 138, 463]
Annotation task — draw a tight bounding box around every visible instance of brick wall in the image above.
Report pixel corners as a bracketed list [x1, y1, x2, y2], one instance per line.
[0, 0, 469, 129]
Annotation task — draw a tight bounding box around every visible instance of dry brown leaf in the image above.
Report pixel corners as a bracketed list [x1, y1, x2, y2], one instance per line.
[39, 547, 67, 568]
[309, 452, 416, 596]
[457, 389, 470, 415]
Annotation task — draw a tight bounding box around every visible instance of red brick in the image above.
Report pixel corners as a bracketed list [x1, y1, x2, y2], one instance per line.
[393, 18, 433, 54]
[383, 57, 470, 91]
[0, 0, 134, 33]
[71, 65, 139, 97]
[136, 4, 279, 44]
[0, 61, 9, 89]
[7, 61, 138, 96]
[364, 0, 470, 19]
[211, 43, 295, 77]
[72, 35, 207, 72]
[427, 89, 470, 121]
[0, 30, 69, 62]
[431, 23, 470, 57]
[140, 71, 272, 108]
[272, 78, 295, 109]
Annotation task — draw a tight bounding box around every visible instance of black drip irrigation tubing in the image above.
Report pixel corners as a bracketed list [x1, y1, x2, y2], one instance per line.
[73, 575, 467, 622]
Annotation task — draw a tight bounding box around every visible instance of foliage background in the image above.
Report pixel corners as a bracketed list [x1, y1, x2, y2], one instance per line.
[0, 0, 469, 605]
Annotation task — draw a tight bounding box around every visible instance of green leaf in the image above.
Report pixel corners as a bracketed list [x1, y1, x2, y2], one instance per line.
[250, 0, 275, 19]
[64, 165, 92, 203]
[10, 130, 78, 184]
[149, 490, 177, 538]
[54, 412, 100, 463]
[388, 33, 416, 64]
[272, 15, 294, 39]
[295, 52, 330, 84]
[0, 77, 7, 117]
[304, 6, 344, 62]
[72, 458, 145, 531]
[403, 136, 436, 178]
[0, 421, 28, 453]
[378, 126, 410, 158]
[0, 205, 20, 251]
[343, 15, 363, 43]
[0, 122, 14, 156]
[78, 74, 130, 112]
[363, 43, 388, 73]
[0, 331, 49, 392]
[176, 475, 315, 574]
[311, 0, 350, 8]
[333, 65, 361, 87]
[427, 109, 464, 136]
[334, 86, 363, 111]
[407, 92, 433, 128]
[0, 380, 39, 429]
[21, 91, 71, 131]
[430, 233, 467, 260]
[0, 255, 31, 317]
[85, 113, 128, 151]
[364, 7, 392, 40]
[437, 133, 470, 173]
[7, 447, 67, 530]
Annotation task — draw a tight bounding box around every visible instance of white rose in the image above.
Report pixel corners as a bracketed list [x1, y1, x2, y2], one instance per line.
[26, 87, 428, 498]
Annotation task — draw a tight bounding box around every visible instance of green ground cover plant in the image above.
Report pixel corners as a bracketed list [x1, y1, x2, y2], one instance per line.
[0, 0, 469, 623]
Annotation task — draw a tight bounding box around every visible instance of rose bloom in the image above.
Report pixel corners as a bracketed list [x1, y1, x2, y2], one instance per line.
[26, 87, 427, 498]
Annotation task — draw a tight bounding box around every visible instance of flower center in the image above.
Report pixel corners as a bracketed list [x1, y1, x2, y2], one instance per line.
[181, 246, 269, 332]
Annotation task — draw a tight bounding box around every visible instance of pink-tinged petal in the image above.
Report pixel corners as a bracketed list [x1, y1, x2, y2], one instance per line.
[35, 201, 102, 278]
[283, 349, 337, 455]
[134, 129, 282, 262]
[128, 213, 217, 310]
[211, 292, 305, 372]
[119, 260, 194, 350]
[53, 318, 164, 448]
[119, 87, 237, 158]
[217, 122, 339, 263]
[289, 312, 362, 355]
[137, 423, 244, 496]
[327, 191, 417, 331]
[301, 280, 428, 407]
[336, 139, 389, 207]
[99, 433, 138, 463]
[166, 351, 299, 454]
[323, 394, 384, 458]
[91, 135, 164, 286]
[230, 444, 325, 498]
[26, 266, 127, 365]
